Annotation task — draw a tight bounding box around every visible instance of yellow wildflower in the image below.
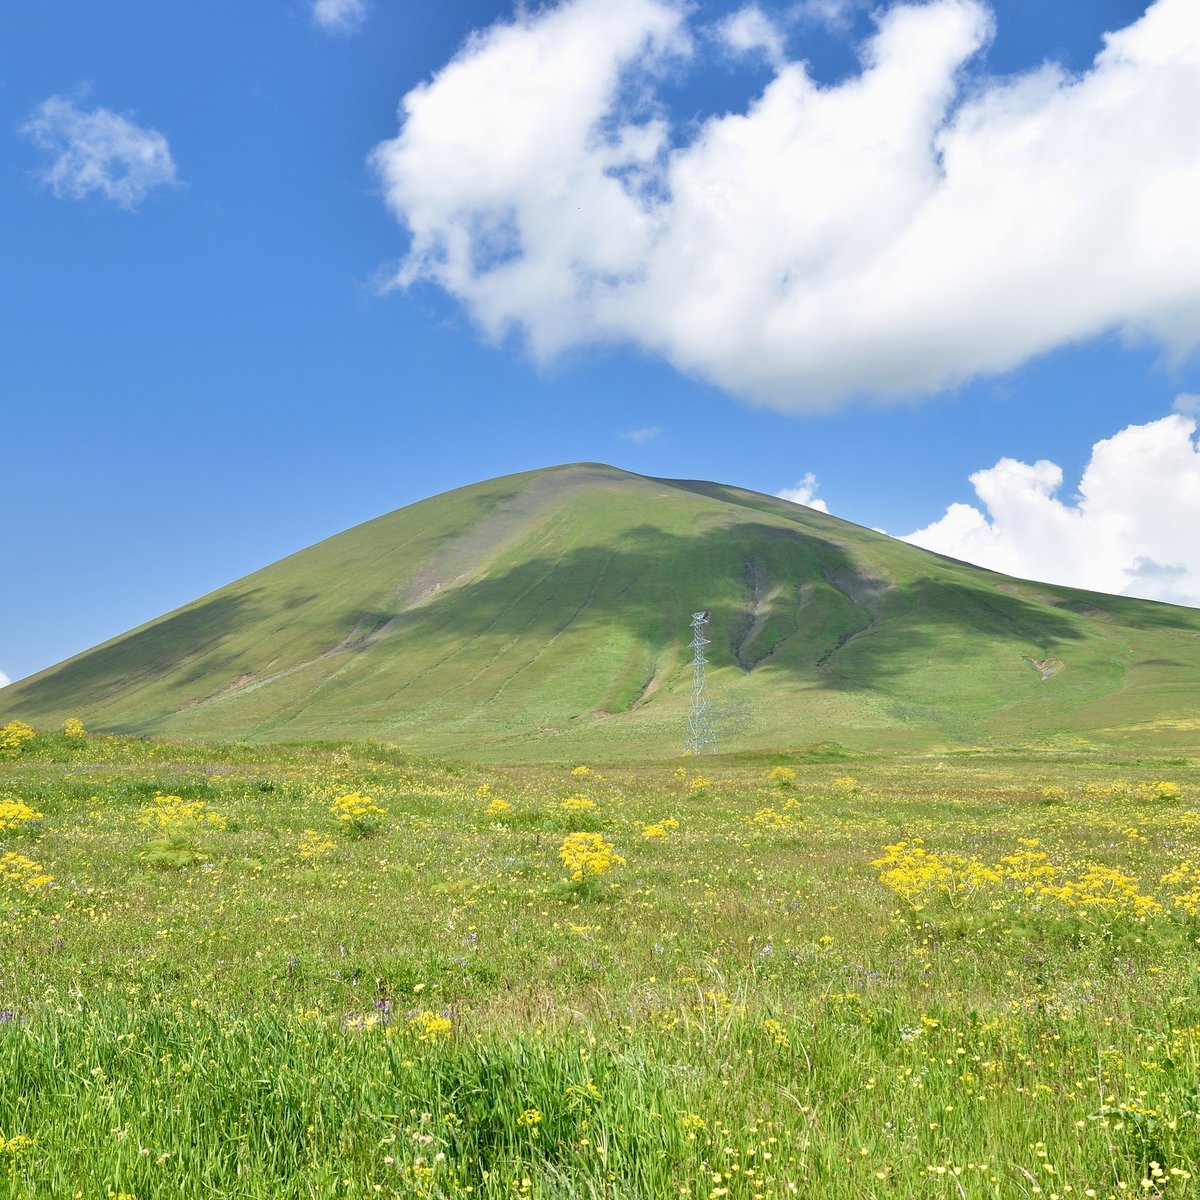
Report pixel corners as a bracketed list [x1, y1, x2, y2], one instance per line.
[559, 832, 624, 881]
[408, 1010, 453, 1042]
[139, 793, 227, 832]
[298, 829, 335, 860]
[0, 721, 36, 753]
[643, 818, 679, 839]
[329, 792, 385, 834]
[0, 852, 54, 894]
[0, 799, 43, 834]
[752, 807, 790, 829]
[559, 795, 596, 813]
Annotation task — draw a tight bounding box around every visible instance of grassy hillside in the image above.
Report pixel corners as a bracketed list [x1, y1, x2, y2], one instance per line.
[4, 462, 1199, 757]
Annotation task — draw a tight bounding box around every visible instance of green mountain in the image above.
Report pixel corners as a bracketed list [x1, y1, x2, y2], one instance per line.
[4, 463, 1199, 758]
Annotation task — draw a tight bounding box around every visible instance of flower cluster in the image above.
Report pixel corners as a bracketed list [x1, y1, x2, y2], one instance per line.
[1142, 780, 1181, 802]
[642, 818, 679, 839]
[139, 793, 227, 832]
[751, 806, 792, 829]
[875, 837, 1165, 923]
[765, 766, 796, 787]
[0, 720, 36, 753]
[559, 794, 595, 813]
[1082, 778, 1184, 803]
[995, 843, 1057, 891]
[408, 1010, 453, 1042]
[872, 840, 999, 909]
[0, 852, 53, 894]
[0, 799, 43, 834]
[329, 791, 385, 835]
[0, 1134, 37, 1159]
[559, 832, 624, 882]
[1157, 861, 1200, 915]
[297, 829, 335, 860]
[62, 717, 85, 738]
[763, 1018, 790, 1048]
[1040, 864, 1161, 919]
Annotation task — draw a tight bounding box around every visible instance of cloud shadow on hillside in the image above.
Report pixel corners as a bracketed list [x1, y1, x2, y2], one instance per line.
[323, 522, 1105, 703]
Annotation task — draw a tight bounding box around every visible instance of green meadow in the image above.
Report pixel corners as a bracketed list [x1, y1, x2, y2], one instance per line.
[3, 721, 1200, 1198]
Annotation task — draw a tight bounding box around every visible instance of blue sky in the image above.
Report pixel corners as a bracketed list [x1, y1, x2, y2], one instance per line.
[3, 0, 1199, 685]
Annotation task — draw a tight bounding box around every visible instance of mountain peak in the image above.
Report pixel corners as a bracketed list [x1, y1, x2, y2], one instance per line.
[5, 465, 1198, 759]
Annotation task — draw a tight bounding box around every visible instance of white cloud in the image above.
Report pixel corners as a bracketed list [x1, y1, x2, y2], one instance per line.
[904, 415, 1200, 606]
[0, 670, 9, 689]
[620, 425, 661, 443]
[312, 0, 367, 34]
[790, 0, 867, 33]
[373, 0, 1200, 412]
[718, 6, 787, 67]
[777, 471, 829, 512]
[22, 96, 177, 211]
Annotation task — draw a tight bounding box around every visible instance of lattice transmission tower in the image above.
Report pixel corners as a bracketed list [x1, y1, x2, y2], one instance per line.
[685, 610, 718, 755]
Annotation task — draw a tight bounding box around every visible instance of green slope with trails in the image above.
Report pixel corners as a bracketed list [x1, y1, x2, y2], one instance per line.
[4, 462, 1199, 758]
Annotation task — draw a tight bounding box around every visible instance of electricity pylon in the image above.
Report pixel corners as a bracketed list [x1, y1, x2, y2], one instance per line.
[685, 610, 718, 755]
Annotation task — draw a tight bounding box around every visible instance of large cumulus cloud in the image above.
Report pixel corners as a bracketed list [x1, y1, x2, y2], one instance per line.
[904, 414, 1200, 606]
[372, 0, 1200, 411]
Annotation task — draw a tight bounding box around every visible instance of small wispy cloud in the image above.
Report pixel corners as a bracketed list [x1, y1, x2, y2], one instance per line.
[790, 0, 868, 33]
[22, 95, 178, 211]
[1173, 393, 1200, 416]
[776, 472, 829, 512]
[717, 6, 787, 67]
[0, 670, 10, 689]
[312, 0, 368, 35]
[620, 426, 661, 445]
